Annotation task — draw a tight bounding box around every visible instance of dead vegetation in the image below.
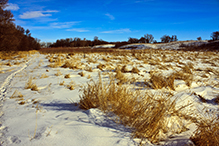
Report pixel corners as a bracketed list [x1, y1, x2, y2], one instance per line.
[79, 73, 192, 144]
[190, 116, 219, 146]
[25, 77, 39, 91]
[150, 72, 175, 90]
[40, 48, 219, 145]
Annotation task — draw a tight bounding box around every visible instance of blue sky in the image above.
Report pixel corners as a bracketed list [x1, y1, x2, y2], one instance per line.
[6, 0, 219, 43]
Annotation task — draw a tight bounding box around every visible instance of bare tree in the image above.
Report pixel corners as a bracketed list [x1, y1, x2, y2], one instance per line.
[144, 34, 154, 43]
[211, 31, 219, 40]
[161, 35, 177, 43]
[197, 37, 202, 40]
[161, 35, 171, 43]
[128, 37, 139, 43]
[170, 35, 178, 42]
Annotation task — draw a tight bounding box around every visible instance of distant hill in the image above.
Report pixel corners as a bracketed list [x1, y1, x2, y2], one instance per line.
[119, 40, 211, 50]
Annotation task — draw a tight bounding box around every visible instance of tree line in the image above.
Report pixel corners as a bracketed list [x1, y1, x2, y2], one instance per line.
[46, 34, 179, 48]
[0, 0, 41, 51]
[47, 32, 219, 48]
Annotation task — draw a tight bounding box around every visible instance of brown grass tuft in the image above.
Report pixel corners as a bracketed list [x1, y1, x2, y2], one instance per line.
[40, 73, 49, 79]
[59, 81, 65, 86]
[66, 81, 76, 90]
[174, 71, 193, 87]
[85, 65, 93, 72]
[121, 65, 129, 73]
[54, 70, 62, 76]
[79, 73, 190, 144]
[150, 72, 175, 90]
[215, 95, 219, 104]
[78, 71, 85, 77]
[97, 63, 106, 71]
[64, 74, 71, 78]
[25, 77, 39, 91]
[10, 90, 23, 99]
[131, 66, 140, 74]
[190, 117, 219, 146]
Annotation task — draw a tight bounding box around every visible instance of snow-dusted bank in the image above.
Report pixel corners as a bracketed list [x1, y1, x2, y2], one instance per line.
[120, 40, 208, 50]
[0, 49, 219, 145]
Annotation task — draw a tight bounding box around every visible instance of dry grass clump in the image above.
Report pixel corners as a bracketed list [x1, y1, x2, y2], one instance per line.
[150, 72, 175, 90]
[190, 117, 219, 146]
[64, 74, 71, 78]
[102, 56, 110, 62]
[97, 63, 106, 71]
[131, 66, 140, 74]
[87, 57, 97, 63]
[66, 81, 76, 90]
[59, 81, 65, 86]
[215, 95, 219, 104]
[84, 65, 93, 72]
[78, 71, 85, 77]
[79, 73, 190, 144]
[61, 60, 76, 69]
[187, 62, 194, 70]
[174, 71, 193, 87]
[25, 77, 38, 91]
[181, 65, 192, 74]
[54, 70, 62, 76]
[115, 70, 129, 85]
[10, 90, 24, 100]
[47, 56, 64, 68]
[40, 73, 49, 79]
[121, 65, 129, 73]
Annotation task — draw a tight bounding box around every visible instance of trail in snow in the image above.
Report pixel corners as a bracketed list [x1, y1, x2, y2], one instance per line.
[0, 57, 35, 101]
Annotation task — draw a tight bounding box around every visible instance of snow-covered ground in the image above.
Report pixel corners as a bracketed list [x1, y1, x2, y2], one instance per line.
[0, 49, 219, 145]
[120, 40, 208, 50]
[92, 44, 115, 49]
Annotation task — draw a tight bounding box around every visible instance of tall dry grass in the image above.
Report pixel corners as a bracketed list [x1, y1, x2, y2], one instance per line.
[150, 72, 175, 90]
[190, 116, 219, 146]
[25, 77, 38, 91]
[79, 73, 191, 143]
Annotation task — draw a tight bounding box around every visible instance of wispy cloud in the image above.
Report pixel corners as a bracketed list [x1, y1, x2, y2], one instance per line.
[101, 29, 131, 33]
[50, 22, 80, 29]
[105, 13, 115, 20]
[135, 0, 154, 3]
[66, 28, 89, 32]
[5, 3, 19, 11]
[19, 10, 58, 19]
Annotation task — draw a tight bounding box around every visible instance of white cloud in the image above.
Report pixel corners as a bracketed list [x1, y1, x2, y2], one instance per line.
[50, 22, 80, 29]
[5, 3, 19, 11]
[135, 0, 154, 3]
[101, 29, 131, 33]
[105, 13, 115, 20]
[66, 28, 89, 32]
[19, 10, 58, 19]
